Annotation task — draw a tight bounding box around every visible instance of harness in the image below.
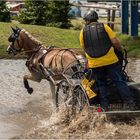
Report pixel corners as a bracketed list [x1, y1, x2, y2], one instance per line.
[83, 22, 112, 58]
[8, 29, 80, 81]
[48, 49, 80, 73]
[25, 46, 80, 82]
[25, 46, 52, 72]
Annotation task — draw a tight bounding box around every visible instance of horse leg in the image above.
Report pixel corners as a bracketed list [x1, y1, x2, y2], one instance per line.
[23, 74, 37, 94]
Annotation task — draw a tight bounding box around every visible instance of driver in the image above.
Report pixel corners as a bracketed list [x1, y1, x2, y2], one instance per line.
[80, 10, 137, 111]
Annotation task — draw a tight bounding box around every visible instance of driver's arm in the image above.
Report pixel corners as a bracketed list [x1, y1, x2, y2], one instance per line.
[104, 24, 124, 52]
[111, 37, 124, 51]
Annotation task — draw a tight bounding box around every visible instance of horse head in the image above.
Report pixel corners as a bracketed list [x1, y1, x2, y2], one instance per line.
[7, 26, 22, 55]
[7, 27, 43, 56]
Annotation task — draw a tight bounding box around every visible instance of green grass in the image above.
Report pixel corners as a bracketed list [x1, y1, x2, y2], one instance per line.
[0, 22, 81, 58]
[117, 33, 140, 58]
[0, 22, 140, 58]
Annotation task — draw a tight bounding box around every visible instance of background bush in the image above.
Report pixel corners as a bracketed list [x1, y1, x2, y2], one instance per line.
[0, 0, 10, 22]
[18, 0, 48, 25]
[18, 0, 72, 28]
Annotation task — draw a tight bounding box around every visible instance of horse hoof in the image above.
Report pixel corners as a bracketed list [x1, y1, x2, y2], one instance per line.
[27, 88, 33, 94]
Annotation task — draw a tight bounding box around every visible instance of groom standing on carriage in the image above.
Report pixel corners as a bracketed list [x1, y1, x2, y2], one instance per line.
[80, 10, 138, 111]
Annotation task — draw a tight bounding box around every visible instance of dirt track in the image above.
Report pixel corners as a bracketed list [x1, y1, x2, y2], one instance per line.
[0, 59, 140, 139]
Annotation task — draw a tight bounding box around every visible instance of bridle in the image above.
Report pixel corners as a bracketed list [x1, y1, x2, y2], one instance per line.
[7, 28, 42, 55]
[7, 29, 24, 55]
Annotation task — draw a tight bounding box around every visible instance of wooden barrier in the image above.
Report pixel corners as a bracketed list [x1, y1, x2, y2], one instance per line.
[72, 3, 119, 30]
[72, 4, 119, 11]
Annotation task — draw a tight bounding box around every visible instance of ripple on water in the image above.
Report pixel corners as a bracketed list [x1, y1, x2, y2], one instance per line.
[0, 59, 53, 139]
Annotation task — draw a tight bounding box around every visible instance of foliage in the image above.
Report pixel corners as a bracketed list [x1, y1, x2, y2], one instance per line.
[18, 0, 48, 25]
[47, 0, 72, 28]
[71, 19, 83, 30]
[0, 0, 10, 22]
[18, 0, 72, 28]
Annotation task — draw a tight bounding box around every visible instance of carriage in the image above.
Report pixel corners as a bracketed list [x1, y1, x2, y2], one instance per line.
[47, 55, 140, 114]
[7, 27, 140, 114]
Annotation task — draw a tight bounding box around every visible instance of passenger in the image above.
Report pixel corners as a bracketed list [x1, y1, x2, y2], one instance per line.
[80, 10, 137, 111]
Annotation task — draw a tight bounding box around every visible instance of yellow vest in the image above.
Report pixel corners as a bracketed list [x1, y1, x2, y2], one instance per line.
[79, 24, 118, 68]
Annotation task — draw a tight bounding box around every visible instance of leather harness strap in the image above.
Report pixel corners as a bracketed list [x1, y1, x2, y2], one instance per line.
[49, 48, 80, 72]
[26, 46, 80, 77]
[48, 49, 62, 70]
[26, 45, 48, 72]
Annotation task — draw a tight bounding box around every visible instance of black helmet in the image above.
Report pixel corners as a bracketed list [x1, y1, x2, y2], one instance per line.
[83, 10, 99, 22]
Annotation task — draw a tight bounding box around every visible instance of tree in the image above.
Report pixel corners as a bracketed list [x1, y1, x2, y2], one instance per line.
[47, 0, 72, 28]
[18, 0, 48, 25]
[0, 0, 10, 22]
[18, 0, 72, 28]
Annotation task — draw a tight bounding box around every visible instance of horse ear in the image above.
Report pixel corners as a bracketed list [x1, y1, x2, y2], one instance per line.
[16, 26, 21, 31]
[11, 27, 17, 34]
[15, 26, 21, 34]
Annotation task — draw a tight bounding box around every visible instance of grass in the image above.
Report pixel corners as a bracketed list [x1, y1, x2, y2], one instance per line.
[118, 34, 140, 57]
[0, 22, 81, 58]
[0, 21, 140, 58]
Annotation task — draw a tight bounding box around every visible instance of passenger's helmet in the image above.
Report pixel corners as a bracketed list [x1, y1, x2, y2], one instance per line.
[83, 10, 99, 22]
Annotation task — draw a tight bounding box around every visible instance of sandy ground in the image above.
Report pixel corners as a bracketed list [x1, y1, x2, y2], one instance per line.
[0, 59, 140, 139]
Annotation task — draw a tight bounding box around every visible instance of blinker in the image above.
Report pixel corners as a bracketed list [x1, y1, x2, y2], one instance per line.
[8, 34, 16, 42]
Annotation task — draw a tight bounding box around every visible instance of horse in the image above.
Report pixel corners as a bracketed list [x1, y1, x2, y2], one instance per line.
[7, 27, 84, 97]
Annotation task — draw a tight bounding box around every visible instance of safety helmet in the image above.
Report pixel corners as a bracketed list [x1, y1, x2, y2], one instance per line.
[83, 10, 99, 22]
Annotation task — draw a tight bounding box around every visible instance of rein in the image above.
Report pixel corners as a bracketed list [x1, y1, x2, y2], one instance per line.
[20, 47, 47, 54]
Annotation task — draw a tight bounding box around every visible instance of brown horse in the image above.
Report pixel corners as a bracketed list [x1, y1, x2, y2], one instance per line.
[7, 27, 84, 96]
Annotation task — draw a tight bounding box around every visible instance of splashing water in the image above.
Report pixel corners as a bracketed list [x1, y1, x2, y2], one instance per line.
[0, 59, 140, 139]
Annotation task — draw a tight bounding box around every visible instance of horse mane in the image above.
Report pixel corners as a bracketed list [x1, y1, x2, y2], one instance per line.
[21, 29, 43, 46]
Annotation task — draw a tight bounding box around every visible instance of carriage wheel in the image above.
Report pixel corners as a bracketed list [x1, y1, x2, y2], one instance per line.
[55, 79, 70, 108]
[72, 85, 87, 113]
[71, 71, 85, 79]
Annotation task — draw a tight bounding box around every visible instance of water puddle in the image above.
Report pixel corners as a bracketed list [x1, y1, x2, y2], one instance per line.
[0, 120, 22, 138]
[0, 59, 140, 139]
[0, 59, 53, 139]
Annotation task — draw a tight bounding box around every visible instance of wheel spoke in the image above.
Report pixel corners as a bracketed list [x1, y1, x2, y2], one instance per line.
[72, 85, 87, 112]
[56, 80, 70, 108]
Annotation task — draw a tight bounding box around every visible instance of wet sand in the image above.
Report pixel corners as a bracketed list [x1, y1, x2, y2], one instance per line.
[0, 59, 140, 139]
